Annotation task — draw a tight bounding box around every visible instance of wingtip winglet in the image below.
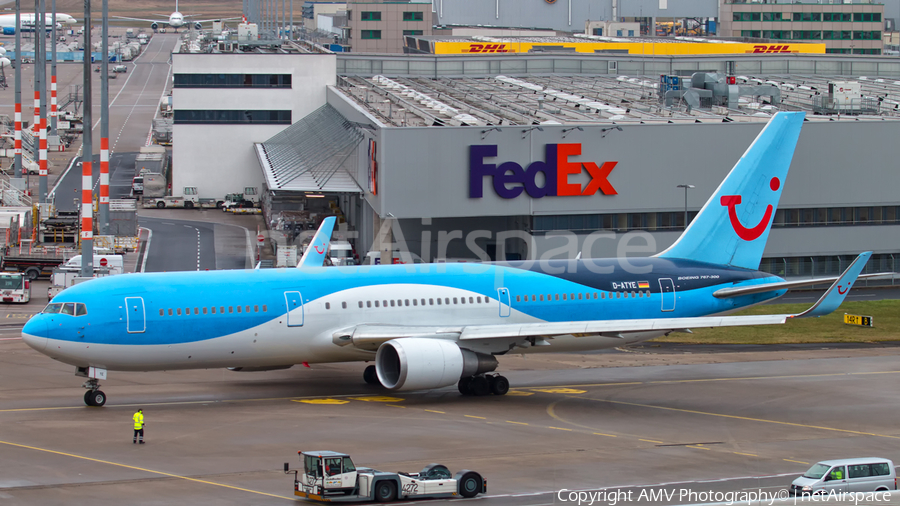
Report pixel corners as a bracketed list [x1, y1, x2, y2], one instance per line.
[296, 216, 337, 269]
[791, 251, 872, 319]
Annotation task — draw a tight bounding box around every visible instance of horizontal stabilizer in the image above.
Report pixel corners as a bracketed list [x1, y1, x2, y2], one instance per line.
[790, 251, 872, 319]
[713, 271, 892, 299]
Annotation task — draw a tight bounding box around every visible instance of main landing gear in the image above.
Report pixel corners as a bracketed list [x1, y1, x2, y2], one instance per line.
[458, 374, 509, 396]
[82, 378, 107, 407]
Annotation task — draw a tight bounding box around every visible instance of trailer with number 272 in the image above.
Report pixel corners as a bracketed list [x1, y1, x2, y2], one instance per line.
[286, 450, 486, 502]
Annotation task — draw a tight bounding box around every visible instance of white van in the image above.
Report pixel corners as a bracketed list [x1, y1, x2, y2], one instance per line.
[790, 458, 896, 496]
[62, 255, 124, 275]
[328, 241, 356, 266]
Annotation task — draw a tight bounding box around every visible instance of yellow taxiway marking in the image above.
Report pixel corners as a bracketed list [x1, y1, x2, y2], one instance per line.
[347, 396, 404, 403]
[594, 433, 617, 438]
[734, 452, 758, 457]
[293, 399, 349, 405]
[784, 459, 810, 465]
[424, 409, 445, 414]
[687, 445, 710, 451]
[386, 405, 406, 409]
[639, 439, 665, 444]
[504, 390, 534, 396]
[531, 388, 587, 394]
[464, 415, 486, 419]
[577, 396, 900, 440]
[548, 426, 572, 431]
[0, 439, 294, 501]
[506, 421, 528, 425]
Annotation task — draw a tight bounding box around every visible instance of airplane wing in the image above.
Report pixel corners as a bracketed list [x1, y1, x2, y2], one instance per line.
[296, 216, 336, 268]
[714, 272, 891, 299]
[182, 16, 243, 22]
[334, 252, 872, 352]
[111, 16, 170, 23]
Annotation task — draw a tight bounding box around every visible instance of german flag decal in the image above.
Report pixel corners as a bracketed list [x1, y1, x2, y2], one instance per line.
[638, 281, 650, 289]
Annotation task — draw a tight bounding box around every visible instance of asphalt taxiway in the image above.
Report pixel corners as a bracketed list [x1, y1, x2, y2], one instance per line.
[3, 339, 900, 505]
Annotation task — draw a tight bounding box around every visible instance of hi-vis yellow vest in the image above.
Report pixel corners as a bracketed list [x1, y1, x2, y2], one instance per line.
[133, 412, 144, 429]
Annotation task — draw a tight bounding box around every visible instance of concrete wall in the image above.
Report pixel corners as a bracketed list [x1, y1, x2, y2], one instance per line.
[172, 53, 336, 199]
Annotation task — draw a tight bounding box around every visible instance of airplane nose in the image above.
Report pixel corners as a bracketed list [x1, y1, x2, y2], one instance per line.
[22, 316, 48, 352]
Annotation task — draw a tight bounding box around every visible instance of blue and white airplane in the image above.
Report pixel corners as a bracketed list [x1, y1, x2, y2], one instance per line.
[23, 112, 875, 407]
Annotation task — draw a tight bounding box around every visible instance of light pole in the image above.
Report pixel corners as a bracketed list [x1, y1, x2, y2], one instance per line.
[676, 184, 695, 228]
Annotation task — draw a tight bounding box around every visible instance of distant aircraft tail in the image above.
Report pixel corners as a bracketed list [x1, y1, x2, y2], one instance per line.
[656, 111, 805, 270]
[297, 217, 336, 268]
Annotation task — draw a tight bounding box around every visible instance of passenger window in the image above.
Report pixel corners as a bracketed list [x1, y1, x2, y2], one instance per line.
[516, 296, 520, 302]
[631, 291, 636, 298]
[185, 308, 191, 315]
[600, 293, 605, 299]
[412, 299, 417, 306]
[420, 299, 426, 305]
[359, 301, 364, 308]
[375, 301, 380, 307]
[445, 298, 450, 305]
[262, 305, 267, 312]
[453, 297, 458, 304]
[342, 302, 347, 309]
[159, 309, 164, 316]
[532, 295, 536, 301]
[177, 308, 182, 315]
[383, 300, 388, 307]
[562, 294, 567, 301]
[390, 300, 395, 307]
[872, 463, 890, 476]
[405, 299, 409, 306]
[429, 298, 434, 305]
[203, 307, 208, 314]
[578, 293, 583, 300]
[616, 292, 621, 299]
[570, 293, 575, 300]
[194, 307, 199, 314]
[254, 305, 259, 312]
[461, 297, 466, 304]
[220, 306, 225, 313]
[477, 297, 482, 303]
[168, 308, 173, 315]
[245, 305, 250, 312]
[229, 306, 234, 313]
[594, 293, 598, 299]
[367, 301, 372, 308]
[849, 465, 870, 478]
[554, 294, 559, 301]
[211, 307, 216, 314]
[325, 303, 331, 310]
[469, 297, 474, 303]
[539, 294, 544, 301]
[237, 306, 242, 313]
[436, 298, 441, 305]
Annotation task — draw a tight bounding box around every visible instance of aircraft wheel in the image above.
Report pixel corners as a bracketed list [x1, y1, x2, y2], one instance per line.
[457, 377, 472, 395]
[469, 376, 490, 396]
[363, 365, 378, 385]
[85, 390, 106, 407]
[84, 390, 95, 406]
[489, 375, 510, 396]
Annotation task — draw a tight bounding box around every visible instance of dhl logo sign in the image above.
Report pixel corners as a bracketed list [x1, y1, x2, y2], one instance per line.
[746, 45, 797, 54]
[463, 43, 515, 53]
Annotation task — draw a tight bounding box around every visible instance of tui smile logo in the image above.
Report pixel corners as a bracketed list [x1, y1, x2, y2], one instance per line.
[720, 177, 780, 241]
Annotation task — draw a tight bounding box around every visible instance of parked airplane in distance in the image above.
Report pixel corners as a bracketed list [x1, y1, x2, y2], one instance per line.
[0, 13, 77, 34]
[111, 0, 235, 32]
[23, 112, 880, 407]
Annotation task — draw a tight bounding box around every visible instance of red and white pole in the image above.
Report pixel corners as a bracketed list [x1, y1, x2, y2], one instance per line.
[39, 117, 47, 185]
[81, 158, 93, 244]
[13, 103, 22, 164]
[50, 75, 57, 122]
[32, 90, 39, 136]
[99, 137, 109, 208]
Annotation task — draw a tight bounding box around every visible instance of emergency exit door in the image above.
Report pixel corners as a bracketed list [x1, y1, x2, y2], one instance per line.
[658, 278, 675, 312]
[284, 291, 304, 326]
[124, 297, 146, 333]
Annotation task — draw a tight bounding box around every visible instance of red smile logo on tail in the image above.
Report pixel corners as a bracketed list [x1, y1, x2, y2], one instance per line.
[837, 284, 849, 295]
[314, 245, 325, 254]
[720, 177, 780, 241]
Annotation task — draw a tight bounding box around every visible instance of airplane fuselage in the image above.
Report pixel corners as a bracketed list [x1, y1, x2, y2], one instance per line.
[23, 258, 784, 372]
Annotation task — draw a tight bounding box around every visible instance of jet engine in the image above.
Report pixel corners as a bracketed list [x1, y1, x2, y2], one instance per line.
[375, 338, 498, 391]
[150, 22, 159, 31]
[194, 22, 202, 30]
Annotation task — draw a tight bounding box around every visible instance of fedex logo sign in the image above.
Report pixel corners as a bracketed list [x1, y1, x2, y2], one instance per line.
[469, 144, 618, 199]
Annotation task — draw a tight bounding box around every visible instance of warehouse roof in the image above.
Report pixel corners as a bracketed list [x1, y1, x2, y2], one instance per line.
[337, 73, 900, 127]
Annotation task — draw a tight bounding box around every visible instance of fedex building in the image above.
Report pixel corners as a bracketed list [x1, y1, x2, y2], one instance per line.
[173, 49, 900, 280]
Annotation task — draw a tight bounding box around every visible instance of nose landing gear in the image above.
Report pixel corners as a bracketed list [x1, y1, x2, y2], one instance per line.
[81, 377, 107, 407]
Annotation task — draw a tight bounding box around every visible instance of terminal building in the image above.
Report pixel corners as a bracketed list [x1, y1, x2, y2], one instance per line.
[172, 41, 900, 279]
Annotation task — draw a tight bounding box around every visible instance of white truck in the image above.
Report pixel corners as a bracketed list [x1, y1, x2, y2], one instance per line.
[287, 451, 485, 502]
[142, 186, 222, 209]
[221, 187, 260, 211]
[0, 272, 30, 303]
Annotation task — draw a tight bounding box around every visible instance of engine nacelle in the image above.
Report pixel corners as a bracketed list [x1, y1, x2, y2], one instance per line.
[376, 338, 498, 391]
[2, 27, 15, 36]
[150, 22, 159, 31]
[194, 22, 203, 30]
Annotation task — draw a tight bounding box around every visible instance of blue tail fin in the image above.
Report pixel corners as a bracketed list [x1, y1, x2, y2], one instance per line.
[296, 216, 336, 268]
[656, 111, 805, 270]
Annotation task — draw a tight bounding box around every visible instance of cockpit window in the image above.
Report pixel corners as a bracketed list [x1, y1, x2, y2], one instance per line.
[42, 302, 87, 316]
